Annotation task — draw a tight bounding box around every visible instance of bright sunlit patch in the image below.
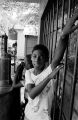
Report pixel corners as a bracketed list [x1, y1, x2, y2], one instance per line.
[0, 1, 40, 34]
[12, 11, 17, 20]
[23, 25, 39, 36]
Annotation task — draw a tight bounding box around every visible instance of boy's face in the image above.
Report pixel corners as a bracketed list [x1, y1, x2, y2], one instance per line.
[31, 49, 45, 70]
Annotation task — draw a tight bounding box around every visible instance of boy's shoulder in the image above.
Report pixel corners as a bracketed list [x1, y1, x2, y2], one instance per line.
[26, 68, 34, 73]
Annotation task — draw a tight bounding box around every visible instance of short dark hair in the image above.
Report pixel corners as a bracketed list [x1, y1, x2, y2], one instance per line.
[32, 44, 49, 62]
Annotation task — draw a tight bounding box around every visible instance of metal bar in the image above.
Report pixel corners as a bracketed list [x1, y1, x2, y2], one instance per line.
[44, 17, 47, 46]
[60, 0, 72, 120]
[58, 3, 65, 119]
[47, 12, 50, 49]
[39, 19, 44, 44]
[59, 44, 69, 120]
[53, 0, 59, 55]
[52, 2, 59, 119]
[69, 33, 78, 120]
[43, 20, 45, 45]
[48, 9, 53, 63]
[68, 0, 71, 18]
[43, 19, 47, 46]
[72, 0, 76, 12]
[53, 72, 60, 120]
[59, 0, 65, 117]
[59, 0, 69, 120]
[49, 10, 52, 50]
[61, 0, 65, 29]
[46, 14, 49, 47]
[49, 3, 54, 63]
[48, 10, 51, 49]
[49, 9, 52, 53]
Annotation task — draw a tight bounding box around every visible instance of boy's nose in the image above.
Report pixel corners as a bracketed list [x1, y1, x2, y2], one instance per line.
[35, 57, 41, 62]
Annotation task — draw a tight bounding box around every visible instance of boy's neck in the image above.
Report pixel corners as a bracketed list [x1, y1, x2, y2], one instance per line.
[33, 67, 44, 75]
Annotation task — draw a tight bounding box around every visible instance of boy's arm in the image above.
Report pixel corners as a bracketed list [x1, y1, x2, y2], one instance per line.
[51, 10, 78, 70]
[26, 11, 78, 100]
[27, 65, 63, 99]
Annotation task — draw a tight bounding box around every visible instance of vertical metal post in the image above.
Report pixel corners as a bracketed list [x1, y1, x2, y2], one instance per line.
[49, 3, 54, 63]
[69, 35, 78, 120]
[47, 12, 50, 49]
[43, 19, 47, 46]
[46, 15, 48, 47]
[44, 18, 47, 46]
[61, 0, 65, 30]
[39, 19, 44, 44]
[46, 16, 49, 47]
[54, 0, 59, 54]
[43, 20, 45, 45]
[68, 0, 71, 18]
[52, 1, 59, 120]
[48, 11, 50, 50]
[49, 9, 52, 53]
[59, 0, 67, 120]
[72, 0, 76, 12]
[60, 0, 72, 120]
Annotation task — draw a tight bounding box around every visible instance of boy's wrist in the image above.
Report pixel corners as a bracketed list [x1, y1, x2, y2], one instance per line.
[60, 31, 69, 40]
[60, 31, 66, 39]
[47, 74, 52, 81]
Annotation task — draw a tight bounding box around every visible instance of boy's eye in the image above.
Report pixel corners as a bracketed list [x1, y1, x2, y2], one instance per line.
[32, 55, 38, 60]
[32, 55, 36, 58]
[32, 55, 43, 60]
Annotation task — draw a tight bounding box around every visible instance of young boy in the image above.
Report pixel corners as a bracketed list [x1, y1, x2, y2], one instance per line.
[24, 10, 78, 120]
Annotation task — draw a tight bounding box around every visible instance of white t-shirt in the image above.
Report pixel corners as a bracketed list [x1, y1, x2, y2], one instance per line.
[24, 64, 56, 120]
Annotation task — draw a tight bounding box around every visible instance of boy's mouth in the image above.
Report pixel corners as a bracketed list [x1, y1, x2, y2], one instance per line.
[33, 62, 42, 67]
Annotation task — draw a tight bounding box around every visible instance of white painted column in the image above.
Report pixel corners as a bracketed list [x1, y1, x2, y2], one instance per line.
[17, 29, 25, 59]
